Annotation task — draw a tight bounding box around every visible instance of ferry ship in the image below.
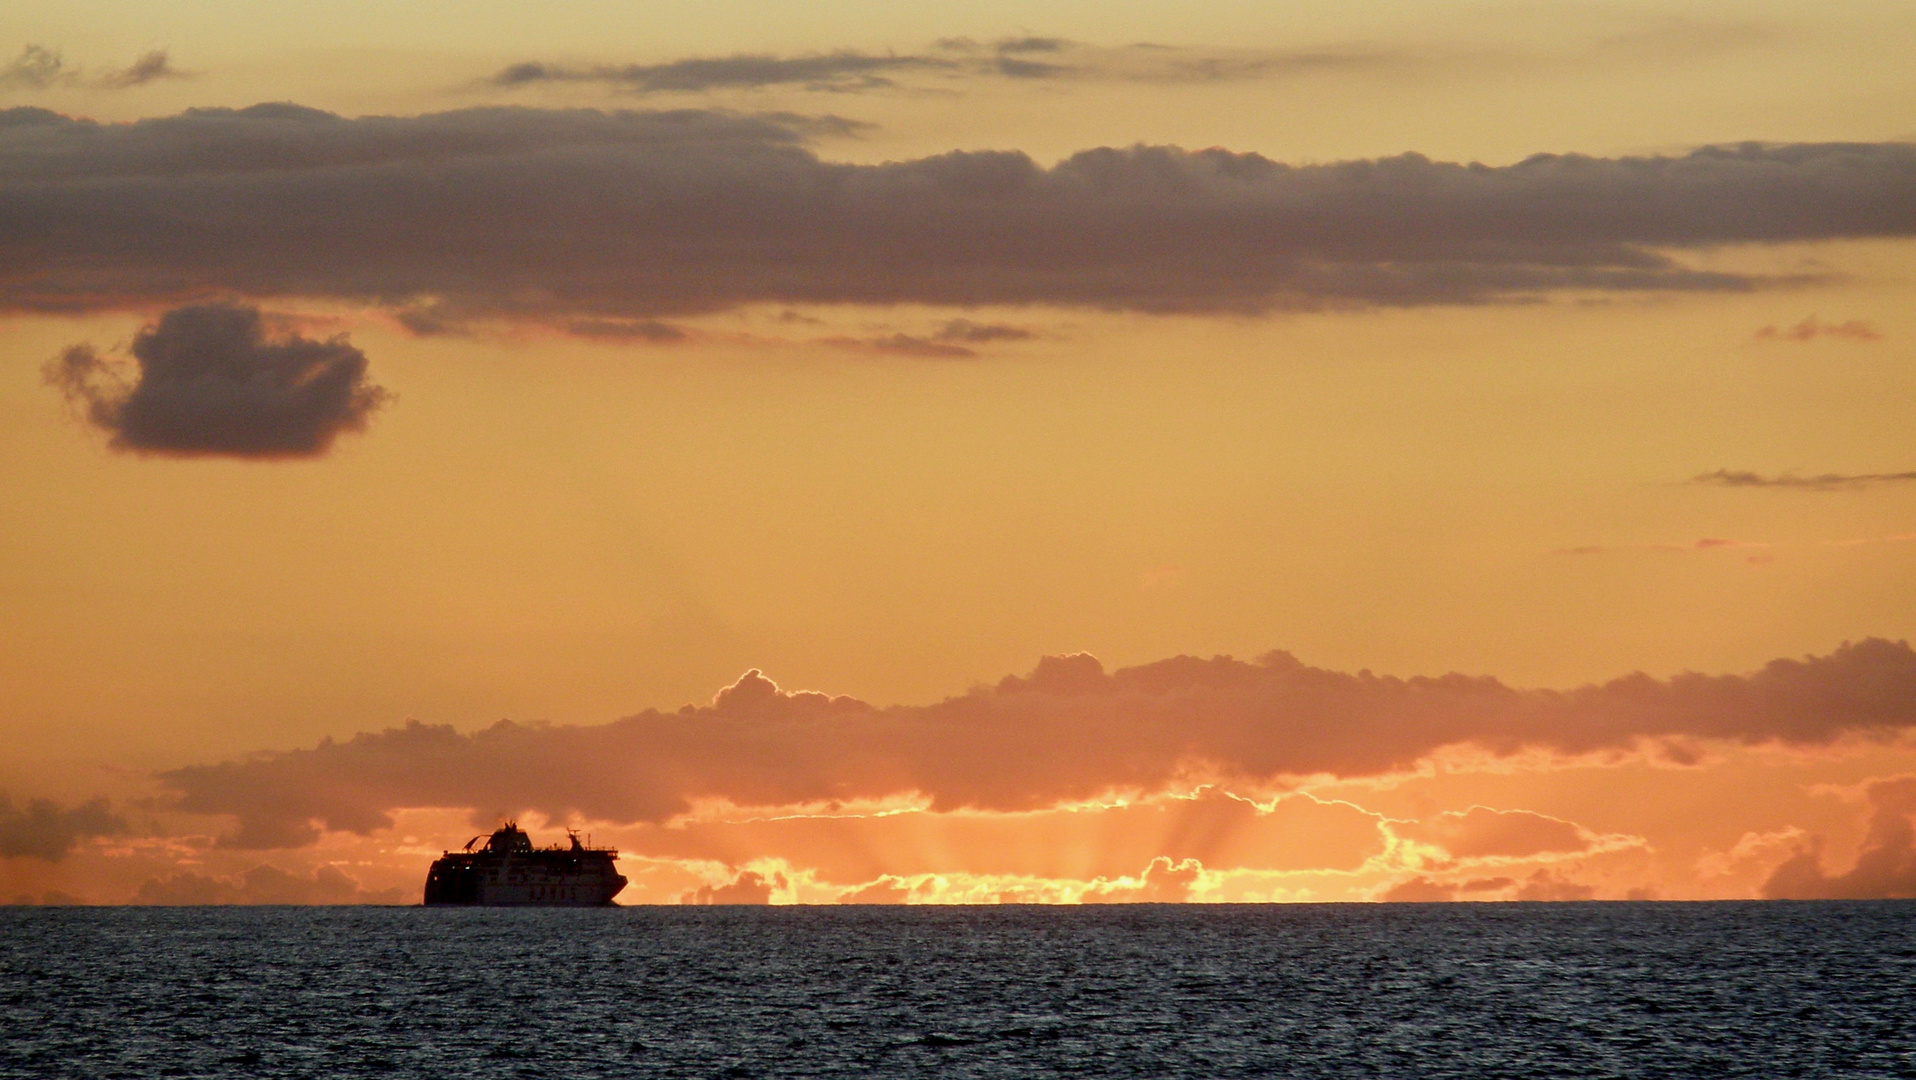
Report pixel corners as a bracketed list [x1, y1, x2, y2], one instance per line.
[423, 823, 626, 906]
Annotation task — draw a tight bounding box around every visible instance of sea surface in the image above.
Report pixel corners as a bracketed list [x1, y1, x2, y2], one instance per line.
[2, 902, 1913, 1078]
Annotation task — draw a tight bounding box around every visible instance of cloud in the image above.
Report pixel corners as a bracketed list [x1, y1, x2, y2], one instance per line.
[96, 50, 187, 90]
[0, 794, 124, 861]
[156, 640, 1916, 849]
[933, 319, 1033, 342]
[1512, 869, 1597, 901]
[1379, 876, 1456, 902]
[132, 863, 408, 905]
[838, 876, 914, 904]
[682, 869, 784, 904]
[0, 45, 188, 91]
[611, 788, 1385, 883]
[1082, 856, 1204, 902]
[4, 105, 1912, 322]
[0, 45, 68, 89]
[489, 52, 959, 94]
[819, 333, 977, 358]
[558, 317, 688, 342]
[1381, 868, 1591, 902]
[1692, 469, 1916, 491]
[1392, 806, 1596, 860]
[489, 40, 1409, 95]
[45, 302, 389, 458]
[1762, 777, 1916, 899]
[1755, 315, 1882, 341]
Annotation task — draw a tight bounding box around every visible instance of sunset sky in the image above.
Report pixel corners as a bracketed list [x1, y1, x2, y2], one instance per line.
[3, 0, 1915, 905]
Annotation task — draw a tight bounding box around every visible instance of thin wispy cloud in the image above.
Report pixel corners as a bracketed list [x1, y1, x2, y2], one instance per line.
[1755, 314, 1882, 341]
[1694, 469, 1916, 490]
[486, 38, 1404, 94]
[0, 45, 189, 91]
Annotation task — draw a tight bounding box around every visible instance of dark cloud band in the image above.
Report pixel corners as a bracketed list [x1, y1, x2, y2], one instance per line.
[158, 639, 1916, 848]
[2, 105, 1912, 325]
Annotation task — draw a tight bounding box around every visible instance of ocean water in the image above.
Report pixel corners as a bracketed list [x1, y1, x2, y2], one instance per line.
[2, 902, 1913, 1079]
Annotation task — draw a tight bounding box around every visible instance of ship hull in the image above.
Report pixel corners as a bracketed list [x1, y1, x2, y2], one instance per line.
[424, 846, 627, 906]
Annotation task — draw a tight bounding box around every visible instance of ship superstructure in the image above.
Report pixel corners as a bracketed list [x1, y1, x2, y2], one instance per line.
[423, 823, 627, 906]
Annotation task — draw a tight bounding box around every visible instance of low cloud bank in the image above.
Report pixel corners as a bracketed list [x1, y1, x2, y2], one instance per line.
[45, 302, 388, 458]
[3, 105, 1912, 323]
[1763, 777, 1916, 900]
[158, 640, 1916, 849]
[0, 794, 123, 861]
[132, 864, 407, 905]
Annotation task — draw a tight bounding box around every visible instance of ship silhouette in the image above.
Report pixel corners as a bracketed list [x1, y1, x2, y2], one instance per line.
[424, 823, 627, 905]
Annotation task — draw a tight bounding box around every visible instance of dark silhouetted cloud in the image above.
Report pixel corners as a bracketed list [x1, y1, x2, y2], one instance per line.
[490, 39, 1410, 94]
[0, 794, 124, 861]
[1763, 777, 1916, 900]
[45, 302, 388, 458]
[157, 640, 1916, 849]
[97, 50, 187, 90]
[1693, 469, 1916, 490]
[559, 317, 688, 342]
[933, 319, 1034, 342]
[3, 105, 1910, 322]
[1755, 314, 1882, 341]
[489, 52, 958, 93]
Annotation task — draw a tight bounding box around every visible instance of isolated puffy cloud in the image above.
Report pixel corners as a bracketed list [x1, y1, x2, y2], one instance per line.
[0, 794, 123, 861]
[3, 105, 1913, 323]
[1692, 468, 1916, 490]
[131, 863, 407, 905]
[1762, 777, 1916, 899]
[45, 302, 388, 457]
[158, 640, 1916, 849]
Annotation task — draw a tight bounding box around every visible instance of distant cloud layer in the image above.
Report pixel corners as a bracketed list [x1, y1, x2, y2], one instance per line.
[1693, 469, 1916, 490]
[3, 105, 1913, 326]
[486, 39, 1397, 94]
[45, 303, 388, 458]
[1755, 315, 1881, 341]
[158, 640, 1916, 849]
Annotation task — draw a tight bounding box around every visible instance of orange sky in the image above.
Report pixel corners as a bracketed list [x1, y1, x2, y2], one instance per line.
[2, 0, 1914, 905]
